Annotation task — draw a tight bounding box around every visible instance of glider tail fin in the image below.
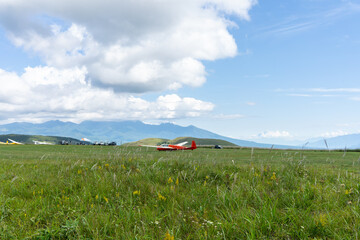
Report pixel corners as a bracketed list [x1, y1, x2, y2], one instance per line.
[191, 141, 197, 150]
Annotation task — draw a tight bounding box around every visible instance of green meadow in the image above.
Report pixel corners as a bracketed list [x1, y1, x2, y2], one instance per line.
[0, 145, 360, 239]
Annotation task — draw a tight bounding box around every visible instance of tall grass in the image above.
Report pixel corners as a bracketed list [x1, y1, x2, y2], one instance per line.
[0, 145, 359, 239]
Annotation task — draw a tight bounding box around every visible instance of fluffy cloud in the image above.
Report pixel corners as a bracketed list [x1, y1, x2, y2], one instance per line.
[0, 0, 255, 122]
[1, 0, 256, 93]
[0, 67, 214, 123]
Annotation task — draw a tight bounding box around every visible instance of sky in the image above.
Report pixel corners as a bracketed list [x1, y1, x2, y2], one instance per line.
[0, 0, 359, 145]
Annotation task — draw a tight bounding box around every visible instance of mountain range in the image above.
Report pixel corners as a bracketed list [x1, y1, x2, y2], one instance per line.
[0, 120, 358, 149]
[306, 134, 360, 149]
[0, 120, 296, 149]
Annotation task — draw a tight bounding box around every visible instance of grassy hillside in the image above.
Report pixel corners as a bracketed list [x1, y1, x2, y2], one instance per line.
[0, 145, 359, 238]
[124, 137, 237, 147]
[123, 138, 169, 146]
[0, 134, 82, 144]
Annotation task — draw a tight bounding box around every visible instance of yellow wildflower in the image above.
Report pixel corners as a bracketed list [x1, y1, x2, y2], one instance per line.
[105, 164, 109, 168]
[95, 195, 99, 200]
[168, 177, 173, 184]
[270, 172, 276, 180]
[78, 169, 82, 174]
[206, 176, 209, 179]
[98, 166, 102, 170]
[133, 190, 141, 196]
[176, 177, 179, 185]
[158, 193, 166, 201]
[91, 204, 94, 208]
[204, 180, 207, 186]
[164, 231, 174, 240]
[345, 189, 352, 195]
[104, 196, 109, 203]
[121, 164, 126, 170]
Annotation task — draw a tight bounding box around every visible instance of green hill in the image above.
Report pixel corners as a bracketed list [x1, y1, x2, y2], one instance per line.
[122, 138, 169, 146]
[123, 137, 237, 147]
[0, 134, 82, 145]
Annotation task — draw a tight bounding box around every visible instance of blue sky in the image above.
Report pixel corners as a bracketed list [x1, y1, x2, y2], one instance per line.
[0, 0, 359, 145]
[177, 0, 360, 144]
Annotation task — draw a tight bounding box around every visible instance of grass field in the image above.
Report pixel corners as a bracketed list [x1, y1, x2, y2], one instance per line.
[0, 145, 360, 239]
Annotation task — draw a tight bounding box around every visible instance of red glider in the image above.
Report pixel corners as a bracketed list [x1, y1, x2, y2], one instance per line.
[140, 141, 197, 151]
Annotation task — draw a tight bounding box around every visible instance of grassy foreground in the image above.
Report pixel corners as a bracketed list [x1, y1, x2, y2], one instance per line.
[0, 145, 360, 239]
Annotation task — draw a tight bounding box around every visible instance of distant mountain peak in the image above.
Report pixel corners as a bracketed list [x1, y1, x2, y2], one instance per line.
[0, 120, 298, 149]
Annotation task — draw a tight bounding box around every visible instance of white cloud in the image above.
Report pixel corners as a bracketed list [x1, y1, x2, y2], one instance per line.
[0, 69, 30, 104]
[320, 130, 348, 138]
[22, 65, 87, 87]
[257, 130, 292, 138]
[246, 101, 256, 106]
[0, 67, 214, 123]
[0, 0, 256, 93]
[0, 0, 256, 122]
[206, 0, 256, 20]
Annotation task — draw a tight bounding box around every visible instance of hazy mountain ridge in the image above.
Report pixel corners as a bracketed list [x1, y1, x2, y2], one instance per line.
[306, 134, 360, 149]
[0, 120, 297, 149]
